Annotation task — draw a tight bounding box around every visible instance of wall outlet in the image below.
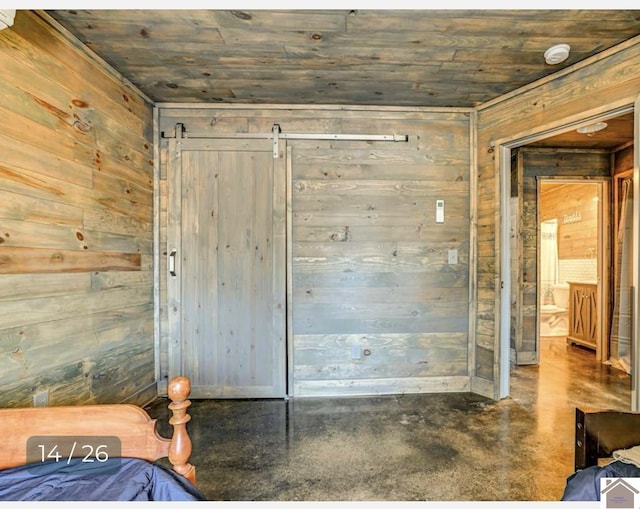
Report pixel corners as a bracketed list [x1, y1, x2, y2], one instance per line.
[33, 389, 49, 407]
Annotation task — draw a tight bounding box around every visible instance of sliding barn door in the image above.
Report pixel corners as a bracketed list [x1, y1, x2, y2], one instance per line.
[167, 138, 286, 398]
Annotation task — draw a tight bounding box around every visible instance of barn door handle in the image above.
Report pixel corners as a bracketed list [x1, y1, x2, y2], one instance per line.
[169, 249, 177, 277]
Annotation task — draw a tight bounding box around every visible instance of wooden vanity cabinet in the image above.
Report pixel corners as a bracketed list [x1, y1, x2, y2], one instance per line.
[567, 282, 598, 351]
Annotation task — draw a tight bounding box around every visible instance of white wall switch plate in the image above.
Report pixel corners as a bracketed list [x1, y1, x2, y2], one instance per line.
[448, 249, 458, 265]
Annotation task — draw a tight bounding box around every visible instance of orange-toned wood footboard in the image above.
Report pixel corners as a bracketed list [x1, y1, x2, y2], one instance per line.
[0, 376, 196, 484]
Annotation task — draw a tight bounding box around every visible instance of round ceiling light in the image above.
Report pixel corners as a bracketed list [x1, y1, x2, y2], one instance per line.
[576, 122, 608, 134]
[544, 44, 571, 65]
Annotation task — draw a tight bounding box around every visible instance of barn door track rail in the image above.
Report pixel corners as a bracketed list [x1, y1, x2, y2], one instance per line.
[163, 123, 409, 158]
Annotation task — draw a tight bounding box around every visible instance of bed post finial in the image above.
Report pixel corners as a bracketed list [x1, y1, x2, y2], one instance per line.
[167, 376, 196, 483]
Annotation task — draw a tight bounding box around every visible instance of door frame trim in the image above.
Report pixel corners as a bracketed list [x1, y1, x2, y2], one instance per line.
[286, 146, 294, 399]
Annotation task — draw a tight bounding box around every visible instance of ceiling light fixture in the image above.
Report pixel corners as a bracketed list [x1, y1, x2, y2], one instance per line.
[544, 44, 570, 65]
[576, 121, 608, 135]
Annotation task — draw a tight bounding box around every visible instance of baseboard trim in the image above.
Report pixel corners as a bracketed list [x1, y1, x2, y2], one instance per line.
[293, 376, 470, 398]
[121, 381, 158, 407]
[470, 376, 495, 399]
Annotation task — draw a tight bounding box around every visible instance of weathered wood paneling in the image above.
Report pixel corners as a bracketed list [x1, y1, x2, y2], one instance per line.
[158, 105, 472, 397]
[614, 145, 634, 175]
[0, 11, 154, 407]
[539, 178, 603, 260]
[47, 10, 640, 108]
[476, 37, 640, 398]
[169, 142, 287, 397]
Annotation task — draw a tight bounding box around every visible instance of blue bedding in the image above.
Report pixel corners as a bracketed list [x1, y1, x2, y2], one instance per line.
[561, 460, 640, 501]
[0, 457, 206, 501]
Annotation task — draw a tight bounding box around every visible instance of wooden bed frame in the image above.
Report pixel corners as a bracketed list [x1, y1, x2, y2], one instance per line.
[575, 407, 640, 470]
[0, 376, 196, 484]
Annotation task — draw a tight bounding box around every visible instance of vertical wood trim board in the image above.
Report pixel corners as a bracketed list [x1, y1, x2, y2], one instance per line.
[286, 145, 295, 397]
[468, 109, 479, 390]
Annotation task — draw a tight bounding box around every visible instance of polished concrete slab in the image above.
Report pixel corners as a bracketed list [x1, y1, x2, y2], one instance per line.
[146, 337, 631, 501]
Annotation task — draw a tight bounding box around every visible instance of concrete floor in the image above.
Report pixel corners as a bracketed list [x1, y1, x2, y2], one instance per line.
[146, 337, 631, 501]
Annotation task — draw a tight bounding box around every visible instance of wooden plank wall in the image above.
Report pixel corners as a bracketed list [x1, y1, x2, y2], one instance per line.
[0, 11, 155, 407]
[475, 36, 640, 398]
[157, 105, 472, 397]
[538, 177, 604, 260]
[516, 149, 609, 361]
[614, 145, 634, 176]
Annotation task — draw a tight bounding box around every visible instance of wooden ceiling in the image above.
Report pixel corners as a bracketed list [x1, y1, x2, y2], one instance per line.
[44, 9, 640, 109]
[42, 9, 639, 150]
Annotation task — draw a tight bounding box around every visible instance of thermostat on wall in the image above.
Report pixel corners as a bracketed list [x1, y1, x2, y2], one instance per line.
[436, 199, 444, 223]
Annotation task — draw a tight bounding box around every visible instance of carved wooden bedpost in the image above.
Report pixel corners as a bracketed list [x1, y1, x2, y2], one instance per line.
[167, 376, 196, 483]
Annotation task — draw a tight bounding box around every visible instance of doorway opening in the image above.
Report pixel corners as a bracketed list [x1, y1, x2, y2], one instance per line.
[538, 217, 566, 338]
[538, 181, 603, 357]
[499, 105, 637, 409]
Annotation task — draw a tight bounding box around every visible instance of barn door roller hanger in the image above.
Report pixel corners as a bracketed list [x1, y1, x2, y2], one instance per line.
[164, 123, 409, 158]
